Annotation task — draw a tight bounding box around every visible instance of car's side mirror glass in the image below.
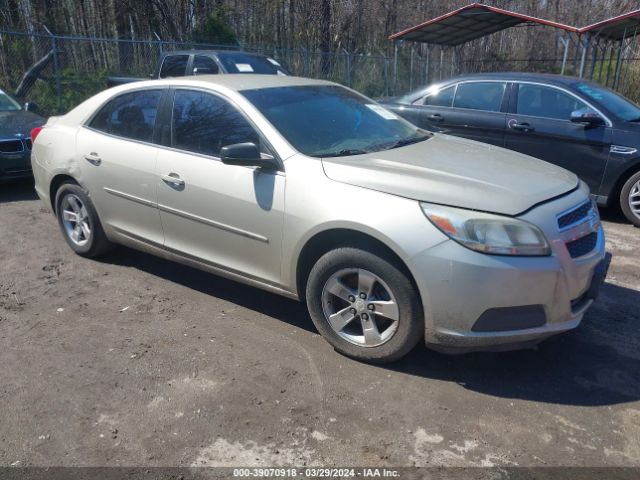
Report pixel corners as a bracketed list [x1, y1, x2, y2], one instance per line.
[220, 142, 278, 171]
[570, 108, 605, 127]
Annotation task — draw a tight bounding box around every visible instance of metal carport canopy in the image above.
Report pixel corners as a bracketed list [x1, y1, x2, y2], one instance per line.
[580, 9, 640, 41]
[389, 3, 578, 46]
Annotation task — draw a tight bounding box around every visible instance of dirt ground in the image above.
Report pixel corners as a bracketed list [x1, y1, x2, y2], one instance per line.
[0, 180, 639, 469]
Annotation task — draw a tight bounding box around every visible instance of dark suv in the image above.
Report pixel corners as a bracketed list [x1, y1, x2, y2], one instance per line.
[382, 73, 640, 226]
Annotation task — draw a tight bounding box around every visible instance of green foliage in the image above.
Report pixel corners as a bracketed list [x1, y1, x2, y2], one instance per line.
[193, 7, 238, 46]
[26, 69, 108, 116]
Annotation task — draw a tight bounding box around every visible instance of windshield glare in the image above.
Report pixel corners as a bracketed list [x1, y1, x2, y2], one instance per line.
[0, 91, 21, 111]
[575, 82, 640, 122]
[242, 85, 430, 157]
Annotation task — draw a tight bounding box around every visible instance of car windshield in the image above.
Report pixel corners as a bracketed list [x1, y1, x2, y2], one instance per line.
[574, 82, 640, 122]
[217, 52, 288, 75]
[0, 90, 21, 111]
[242, 85, 431, 157]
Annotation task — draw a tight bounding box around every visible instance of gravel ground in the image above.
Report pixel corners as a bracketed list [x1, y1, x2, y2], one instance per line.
[0, 180, 639, 469]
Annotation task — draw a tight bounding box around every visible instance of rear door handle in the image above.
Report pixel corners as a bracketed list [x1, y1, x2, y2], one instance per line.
[161, 173, 185, 186]
[427, 113, 444, 122]
[511, 122, 535, 132]
[84, 153, 102, 165]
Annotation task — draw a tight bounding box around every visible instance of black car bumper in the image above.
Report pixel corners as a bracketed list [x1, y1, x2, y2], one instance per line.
[0, 151, 32, 182]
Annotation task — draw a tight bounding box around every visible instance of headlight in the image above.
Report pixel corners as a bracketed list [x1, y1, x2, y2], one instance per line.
[421, 203, 551, 256]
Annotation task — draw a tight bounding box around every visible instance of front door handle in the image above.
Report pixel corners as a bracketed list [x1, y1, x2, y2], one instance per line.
[84, 153, 102, 166]
[511, 122, 535, 133]
[427, 113, 444, 122]
[161, 173, 185, 187]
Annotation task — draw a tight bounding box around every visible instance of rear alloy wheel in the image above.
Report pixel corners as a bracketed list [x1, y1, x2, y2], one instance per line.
[55, 182, 114, 257]
[306, 247, 423, 363]
[620, 171, 640, 228]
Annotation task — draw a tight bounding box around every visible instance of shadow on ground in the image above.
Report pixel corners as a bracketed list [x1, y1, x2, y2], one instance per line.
[104, 245, 640, 408]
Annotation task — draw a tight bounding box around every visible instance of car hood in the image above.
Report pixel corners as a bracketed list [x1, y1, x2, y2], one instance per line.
[0, 110, 45, 138]
[321, 134, 579, 216]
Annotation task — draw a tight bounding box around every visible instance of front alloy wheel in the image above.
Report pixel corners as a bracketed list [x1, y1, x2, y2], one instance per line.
[321, 268, 399, 347]
[620, 171, 640, 227]
[306, 247, 424, 363]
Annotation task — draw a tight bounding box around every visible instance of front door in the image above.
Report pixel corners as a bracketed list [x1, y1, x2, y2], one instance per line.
[76, 89, 165, 244]
[155, 89, 285, 286]
[504, 83, 612, 192]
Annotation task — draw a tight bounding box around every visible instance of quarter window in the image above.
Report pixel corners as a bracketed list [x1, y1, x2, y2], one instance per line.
[517, 84, 588, 120]
[159, 55, 189, 78]
[88, 90, 162, 143]
[172, 90, 260, 157]
[453, 82, 506, 112]
[422, 85, 455, 107]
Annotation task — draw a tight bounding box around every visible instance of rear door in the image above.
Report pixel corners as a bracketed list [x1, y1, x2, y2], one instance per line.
[405, 81, 508, 146]
[76, 89, 165, 244]
[504, 82, 612, 192]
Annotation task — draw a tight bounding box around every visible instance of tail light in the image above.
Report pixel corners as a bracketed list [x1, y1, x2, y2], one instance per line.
[31, 126, 44, 143]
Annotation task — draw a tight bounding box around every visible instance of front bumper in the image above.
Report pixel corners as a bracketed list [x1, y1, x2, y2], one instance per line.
[409, 185, 608, 353]
[0, 151, 32, 182]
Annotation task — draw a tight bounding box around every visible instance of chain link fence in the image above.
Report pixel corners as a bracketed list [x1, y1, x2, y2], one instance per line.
[0, 30, 638, 118]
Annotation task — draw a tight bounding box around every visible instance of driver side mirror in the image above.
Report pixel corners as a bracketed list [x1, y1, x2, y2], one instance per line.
[570, 108, 605, 127]
[220, 143, 279, 171]
[23, 102, 40, 114]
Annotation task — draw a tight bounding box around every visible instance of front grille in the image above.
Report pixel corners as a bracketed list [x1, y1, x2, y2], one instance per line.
[24, 139, 32, 150]
[566, 232, 598, 258]
[558, 201, 592, 230]
[0, 140, 24, 154]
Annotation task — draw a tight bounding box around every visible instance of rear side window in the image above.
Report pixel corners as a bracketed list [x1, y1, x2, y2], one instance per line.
[88, 90, 162, 143]
[159, 55, 189, 78]
[453, 82, 506, 112]
[422, 85, 455, 107]
[172, 90, 260, 157]
[517, 84, 588, 120]
[192, 56, 219, 75]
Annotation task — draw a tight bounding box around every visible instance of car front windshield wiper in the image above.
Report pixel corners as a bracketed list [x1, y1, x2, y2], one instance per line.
[318, 148, 369, 158]
[375, 133, 432, 151]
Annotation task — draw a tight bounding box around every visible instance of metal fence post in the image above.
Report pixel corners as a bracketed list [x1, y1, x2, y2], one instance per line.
[44, 25, 63, 114]
[342, 48, 352, 87]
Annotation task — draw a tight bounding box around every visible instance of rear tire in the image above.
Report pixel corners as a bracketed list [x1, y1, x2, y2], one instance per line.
[54, 182, 114, 257]
[620, 171, 640, 228]
[305, 247, 423, 363]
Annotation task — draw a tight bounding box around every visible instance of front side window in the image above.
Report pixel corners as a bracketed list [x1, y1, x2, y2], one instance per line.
[453, 82, 506, 112]
[172, 90, 259, 157]
[193, 56, 219, 75]
[422, 85, 455, 107]
[160, 55, 189, 78]
[517, 84, 587, 121]
[89, 90, 162, 142]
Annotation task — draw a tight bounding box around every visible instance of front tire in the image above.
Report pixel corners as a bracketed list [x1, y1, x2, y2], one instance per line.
[620, 171, 640, 227]
[306, 247, 423, 363]
[55, 182, 114, 257]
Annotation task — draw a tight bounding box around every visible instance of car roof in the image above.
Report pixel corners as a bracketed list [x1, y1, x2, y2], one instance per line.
[120, 74, 335, 93]
[437, 72, 586, 86]
[163, 50, 270, 58]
